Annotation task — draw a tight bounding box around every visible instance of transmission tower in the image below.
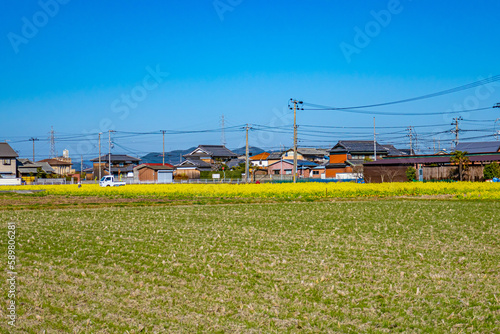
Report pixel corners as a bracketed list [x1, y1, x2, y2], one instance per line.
[49, 126, 57, 158]
[406, 126, 414, 154]
[220, 114, 226, 147]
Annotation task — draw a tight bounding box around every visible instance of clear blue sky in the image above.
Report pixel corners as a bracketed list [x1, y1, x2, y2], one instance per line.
[1, 0, 499, 160]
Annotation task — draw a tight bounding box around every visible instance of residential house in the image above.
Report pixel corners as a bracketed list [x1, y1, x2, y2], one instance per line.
[183, 145, 238, 164]
[226, 158, 245, 169]
[90, 154, 141, 178]
[267, 159, 318, 178]
[83, 167, 94, 180]
[282, 148, 328, 163]
[382, 145, 410, 156]
[0, 143, 18, 179]
[250, 152, 270, 167]
[363, 151, 500, 183]
[310, 161, 328, 179]
[326, 140, 392, 178]
[454, 141, 500, 154]
[38, 158, 73, 175]
[266, 151, 284, 166]
[134, 163, 174, 183]
[174, 158, 212, 179]
[282, 150, 304, 161]
[17, 159, 56, 177]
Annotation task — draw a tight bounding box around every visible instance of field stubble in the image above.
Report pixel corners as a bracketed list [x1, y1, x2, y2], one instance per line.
[0, 200, 498, 332]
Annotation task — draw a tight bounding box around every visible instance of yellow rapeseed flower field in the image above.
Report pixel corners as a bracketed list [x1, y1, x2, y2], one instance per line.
[1, 182, 499, 199]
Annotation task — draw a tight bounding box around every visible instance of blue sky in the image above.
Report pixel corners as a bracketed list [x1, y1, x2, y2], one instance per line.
[1, 0, 500, 160]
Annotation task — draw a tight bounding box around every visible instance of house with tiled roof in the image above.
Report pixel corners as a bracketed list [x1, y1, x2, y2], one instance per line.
[267, 159, 318, 178]
[174, 158, 212, 179]
[38, 158, 73, 175]
[382, 145, 409, 156]
[90, 154, 141, 178]
[17, 160, 56, 177]
[183, 145, 238, 164]
[226, 158, 245, 169]
[0, 143, 18, 179]
[266, 151, 284, 165]
[364, 150, 500, 182]
[454, 142, 500, 154]
[250, 152, 270, 167]
[326, 140, 395, 178]
[282, 147, 328, 163]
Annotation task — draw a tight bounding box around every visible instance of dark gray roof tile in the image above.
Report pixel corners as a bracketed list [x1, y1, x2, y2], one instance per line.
[184, 145, 237, 158]
[454, 142, 500, 154]
[0, 143, 18, 158]
[329, 141, 388, 154]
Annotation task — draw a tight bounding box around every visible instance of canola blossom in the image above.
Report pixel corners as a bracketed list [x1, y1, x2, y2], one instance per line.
[1, 182, 499, 199]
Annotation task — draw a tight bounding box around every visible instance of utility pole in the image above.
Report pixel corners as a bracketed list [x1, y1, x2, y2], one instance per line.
[373, 117, 377, 161]
[289, 99, 303, 183]
[29, 137, 39, 162]
[98, 132, 102, 181]
[451, 117, 463, 147]
[221, 114, 226, 147]
[108, 130, 115, 176]
[245, 124, 250, 183]
[80, 155, 83, 181]
[495, 118, 500, 141]
[161, 130, 166, 165]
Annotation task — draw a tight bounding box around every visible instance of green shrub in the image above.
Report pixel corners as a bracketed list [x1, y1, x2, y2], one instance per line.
[406, 166, 417, 181]
[483, 162, 500, 179]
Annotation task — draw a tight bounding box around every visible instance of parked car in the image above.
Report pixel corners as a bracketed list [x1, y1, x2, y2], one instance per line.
[99, 176, 126, 187]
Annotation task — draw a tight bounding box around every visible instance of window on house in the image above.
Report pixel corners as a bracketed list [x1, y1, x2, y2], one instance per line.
[285, 169, 292, 175]
[273, 170, 280, 175]
[3, 159, 11, 165]
[119, 163, 124, 167]
[312, 170, 319, 175]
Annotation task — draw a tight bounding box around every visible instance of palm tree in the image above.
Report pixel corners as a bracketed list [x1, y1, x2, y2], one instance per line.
[450, 151, 470, 181]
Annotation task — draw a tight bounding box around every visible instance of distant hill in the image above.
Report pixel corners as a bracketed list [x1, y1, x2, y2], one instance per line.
[231, 146, 266, 157]
[141, 147, 196, 165]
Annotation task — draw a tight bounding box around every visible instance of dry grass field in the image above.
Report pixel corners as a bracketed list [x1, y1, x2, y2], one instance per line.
[0, 199, 499, 332]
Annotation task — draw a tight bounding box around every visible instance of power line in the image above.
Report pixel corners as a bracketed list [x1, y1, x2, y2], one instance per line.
[301, 105, 492, 116]
[302, 75, 500, 110]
